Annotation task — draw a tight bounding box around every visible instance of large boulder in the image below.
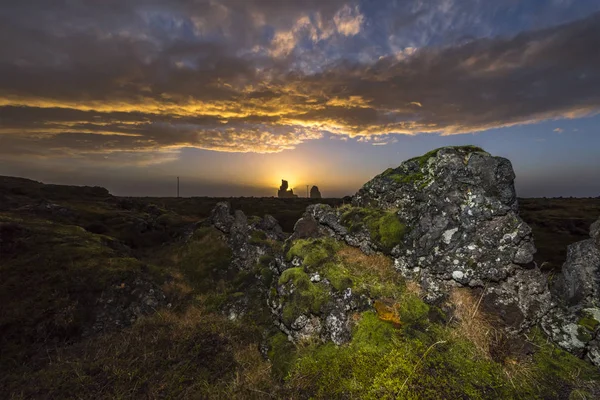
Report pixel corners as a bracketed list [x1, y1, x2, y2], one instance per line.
[301, 146, 551, 333]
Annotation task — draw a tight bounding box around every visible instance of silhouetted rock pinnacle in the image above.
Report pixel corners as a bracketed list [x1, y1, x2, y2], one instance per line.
[277, 180, 298, 198]
[310, 186, 322, 199]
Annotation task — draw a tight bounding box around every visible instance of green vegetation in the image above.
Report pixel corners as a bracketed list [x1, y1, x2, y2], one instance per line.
[286, 237, 341, 269]
[177, 227, 233, 291]
[278, 268, 328, 324]
[249, 229, 268, 245]
[406, 145, 488, 167]
[0, 214, 158, 374]
[578, 313, 600, 332]
[280, 298, 600, 400]
[380, 145, 488, 187]
[284, 238, 404, 298]
[340, 207, 406, 252]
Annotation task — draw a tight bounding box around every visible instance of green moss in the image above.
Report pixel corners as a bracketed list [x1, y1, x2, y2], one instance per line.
[268, 332, 296, 380]
[279, 268, 329, 324]
[322, 262, 354, 292]
[406, 145, 487, 167]
[340, 207, 406, 252]
[351, 311, 397, 352]
[259, 254, 274, 266]
[249, 229, 267, 245]
[260, 267, 274, 287]
[377, 213, 406, 251]
[286, 306, 518, 399]
[389, 171, 425, 185]
[247, 215, 262, 225]
[398, 293, 430, 327]
[321, 253, 402, 299]
[286, 237, 340, 269]
[578, 314, 600, 332]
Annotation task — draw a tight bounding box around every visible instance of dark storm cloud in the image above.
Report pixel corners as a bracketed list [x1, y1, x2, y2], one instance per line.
[0, 1, 599, 163]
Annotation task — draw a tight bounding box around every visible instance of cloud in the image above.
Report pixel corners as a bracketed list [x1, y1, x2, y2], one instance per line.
[0, 2, 600, 164]
[333, 5, 364, 36]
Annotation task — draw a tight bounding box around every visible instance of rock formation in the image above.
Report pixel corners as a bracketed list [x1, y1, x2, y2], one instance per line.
[310, 186, 322, 199]
[277, 180, 298, 198]
[541, 216, 600, 365]
[206, 146, 600, 370]
[289, 146, 554, 335]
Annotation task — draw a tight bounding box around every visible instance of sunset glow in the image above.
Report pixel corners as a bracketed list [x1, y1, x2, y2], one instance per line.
[1, 1, 600, 197]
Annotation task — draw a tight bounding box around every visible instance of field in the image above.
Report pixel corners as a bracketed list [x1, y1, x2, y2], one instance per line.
[1, 176, 599, 398]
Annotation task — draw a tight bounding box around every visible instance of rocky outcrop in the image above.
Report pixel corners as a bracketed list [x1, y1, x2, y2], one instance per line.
[278, 180, 298, 198]
[85, 277, 168, 337]
[542, 216, 600, 366]
[206, 148, 597, 369]
[293, 146, 552, 334]
[210, 201, 288, 273]
[310, 186, 322, 199]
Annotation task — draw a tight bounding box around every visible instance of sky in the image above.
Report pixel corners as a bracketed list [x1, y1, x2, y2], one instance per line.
[0, 0, 599, 198]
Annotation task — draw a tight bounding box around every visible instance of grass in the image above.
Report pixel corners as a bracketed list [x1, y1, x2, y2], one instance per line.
[0, 214, 160, 376]
[4, 307, 278, 399]
[279, 291, 600, 400]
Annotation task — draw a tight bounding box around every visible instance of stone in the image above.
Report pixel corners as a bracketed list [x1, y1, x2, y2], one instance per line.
[590, 217, 600, 248]
[291, 216, 322, 240]
[85, 277, 167, 337]
[557, 239, 600, 307]
[210, 202, 235, 233]
[540, 217, 600, 367]
[257, 214, 286, 240]
[347, 146, 547, 332]
[278, 179, 298, 198]
[310, 186, 322, 199]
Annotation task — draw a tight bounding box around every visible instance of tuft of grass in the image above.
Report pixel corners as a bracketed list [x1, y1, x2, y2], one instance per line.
[248, 229, 268, 245]
[448, 288, 499, 360]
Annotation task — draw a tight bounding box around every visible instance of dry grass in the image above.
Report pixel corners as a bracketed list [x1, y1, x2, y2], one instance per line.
[5, 302, 277, 400]
[337, 246, 394, 277]
[404, 280, 424, 298]
[447, 288, 499, 359]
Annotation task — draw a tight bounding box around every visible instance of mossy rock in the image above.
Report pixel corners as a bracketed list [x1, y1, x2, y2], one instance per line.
[278, 267, 329, 325]
[340, 207, 406, 252]
[286, 237, 341, 269]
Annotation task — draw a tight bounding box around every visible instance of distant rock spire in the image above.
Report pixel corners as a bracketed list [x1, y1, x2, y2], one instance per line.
[277, 179, 298, 198]
[310, 185, 322, 199]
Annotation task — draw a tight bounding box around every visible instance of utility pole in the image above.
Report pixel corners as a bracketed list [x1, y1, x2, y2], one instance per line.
[306, 185, 309, 198]
[177, 177, 180, 198]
